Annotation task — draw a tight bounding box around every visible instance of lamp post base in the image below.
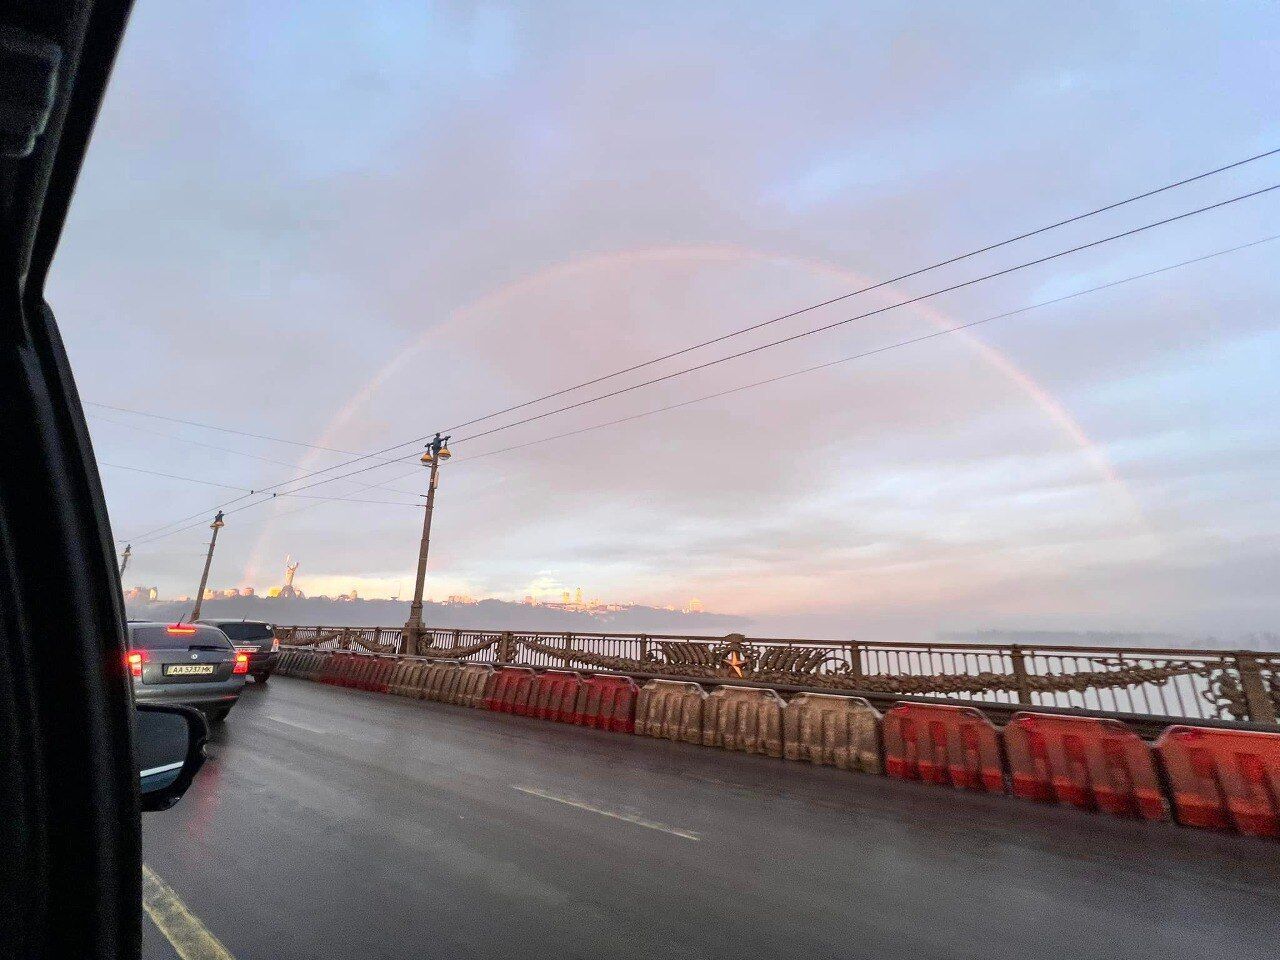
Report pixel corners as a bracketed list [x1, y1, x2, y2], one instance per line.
[402, 621, 421, 657]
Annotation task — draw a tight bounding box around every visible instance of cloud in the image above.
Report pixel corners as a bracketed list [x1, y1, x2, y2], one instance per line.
[53, 1, 1280, 641]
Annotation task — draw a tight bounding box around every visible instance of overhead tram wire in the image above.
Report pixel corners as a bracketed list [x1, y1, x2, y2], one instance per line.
[125, 227, 1279, 546]
[113, 147, 1280, 542]
[437, 146, 1280, 436]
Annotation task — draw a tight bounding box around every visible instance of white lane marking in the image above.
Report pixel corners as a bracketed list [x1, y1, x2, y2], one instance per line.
[142, 863, 237, 960]
[513, 785, 699, 840]
[139, 760, 185, 778]
[265, 715, 329, 735]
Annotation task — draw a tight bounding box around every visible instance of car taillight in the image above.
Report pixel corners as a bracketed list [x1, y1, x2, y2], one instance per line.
[126, 650, 147, 679]
[166, 623, 196, 635]
[233, 652, 250, 675]
[271, 636, 279, 652]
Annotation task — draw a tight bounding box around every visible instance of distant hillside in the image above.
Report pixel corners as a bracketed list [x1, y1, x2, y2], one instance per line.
[126, 595, 749, 636]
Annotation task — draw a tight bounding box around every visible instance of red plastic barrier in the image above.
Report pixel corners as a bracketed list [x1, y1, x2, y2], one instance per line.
[1156, 726, 1280, 837]
[530, 671, 584, 721]
[344, 655, 368, 689]
[574, 675, 639, 733]
[1004, 713, 1166, 820]
[484, 667, 535, 714]
[883, 703, 1004, 792]
[322, 652, 357, 686]
[368, 657, 396, 693]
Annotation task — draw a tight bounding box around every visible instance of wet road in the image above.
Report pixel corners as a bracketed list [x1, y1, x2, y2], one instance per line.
[142, 677, 1279, 960]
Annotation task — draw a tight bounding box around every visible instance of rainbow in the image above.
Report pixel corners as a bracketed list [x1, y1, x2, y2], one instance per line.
[242, 245, 1148, 581]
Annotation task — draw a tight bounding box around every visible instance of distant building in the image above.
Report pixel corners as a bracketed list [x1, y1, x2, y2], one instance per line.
[203, 588, 216, 601]
[446, 594, 478, 605]
[267, 586, 282, 598]
[241, 586, 255, 597]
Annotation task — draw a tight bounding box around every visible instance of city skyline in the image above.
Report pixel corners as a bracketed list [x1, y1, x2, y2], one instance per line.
[56, 3, 1279, 641]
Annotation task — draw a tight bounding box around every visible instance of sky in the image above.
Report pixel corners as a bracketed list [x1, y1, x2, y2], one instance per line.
[49, 1, 1279, 641]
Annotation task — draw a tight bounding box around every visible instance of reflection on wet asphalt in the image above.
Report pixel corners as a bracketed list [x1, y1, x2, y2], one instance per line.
[142, 678, 1280, 960]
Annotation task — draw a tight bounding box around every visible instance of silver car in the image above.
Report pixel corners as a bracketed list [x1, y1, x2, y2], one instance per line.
[126, 621, 248, 722]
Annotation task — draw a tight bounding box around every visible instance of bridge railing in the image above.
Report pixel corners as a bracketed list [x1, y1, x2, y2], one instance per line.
[274, 625, 1280, 725]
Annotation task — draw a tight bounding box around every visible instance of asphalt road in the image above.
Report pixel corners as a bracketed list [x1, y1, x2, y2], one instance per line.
[142, 677, 1280, 960]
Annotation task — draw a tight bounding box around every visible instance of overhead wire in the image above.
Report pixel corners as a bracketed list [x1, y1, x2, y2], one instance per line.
[115, 149, 1280, 538]
[125, 230, 1278, 543]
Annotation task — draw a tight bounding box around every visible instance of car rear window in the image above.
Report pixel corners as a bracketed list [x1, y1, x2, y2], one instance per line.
[213, 623, 275, 643]
[129, 624, 232, 650]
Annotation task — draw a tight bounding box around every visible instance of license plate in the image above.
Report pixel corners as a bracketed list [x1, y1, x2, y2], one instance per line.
[165, 664, 215, 676]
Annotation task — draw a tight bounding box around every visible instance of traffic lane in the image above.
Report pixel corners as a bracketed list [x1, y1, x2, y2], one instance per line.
[142, 678, 1280, 960]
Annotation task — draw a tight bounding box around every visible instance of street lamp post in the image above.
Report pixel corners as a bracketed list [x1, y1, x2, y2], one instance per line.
[118, 543, 132, 578]
[402, 433, 449, 656]
[189, 511, 225, 621]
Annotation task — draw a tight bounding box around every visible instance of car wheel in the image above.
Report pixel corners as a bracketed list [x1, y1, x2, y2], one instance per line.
[254, 671, 271, 684]
[207, 706, 231, 723]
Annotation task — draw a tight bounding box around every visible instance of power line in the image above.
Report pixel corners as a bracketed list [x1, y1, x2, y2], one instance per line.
[450, 234, 1280, 464]
[437, 145, 1280, 436]
[119, 157, 1280, 539]
[452, 183, 1280, 445]
[88, 411, 420, 496]
[125, 230, 1276, 543]
[84, 401, 357, 454]
[99, 462, 420, 506]
[100, 462, 250, 491]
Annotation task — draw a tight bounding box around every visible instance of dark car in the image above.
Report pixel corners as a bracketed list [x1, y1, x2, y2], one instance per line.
[197, 619, 280, 682]
[127, 622, 248, 722]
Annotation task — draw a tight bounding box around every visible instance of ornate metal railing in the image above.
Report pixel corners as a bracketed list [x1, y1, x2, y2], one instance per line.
[275, 625, 1280, 726]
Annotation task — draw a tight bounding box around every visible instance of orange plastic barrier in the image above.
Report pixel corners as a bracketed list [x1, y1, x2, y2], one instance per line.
[484, 667, 535, 713]
[574, 675, 639, 733]
[320, 652, 356, 685]
[351, 655, 378, 690]
[1156, 725, 1280, 837]
[529, 671, 584, 721]
[1004, 713, 1166, 820]
[882, 703, 1005, 792]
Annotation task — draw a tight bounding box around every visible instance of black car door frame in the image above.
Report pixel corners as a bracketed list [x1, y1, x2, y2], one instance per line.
[1, 2, 142, 958]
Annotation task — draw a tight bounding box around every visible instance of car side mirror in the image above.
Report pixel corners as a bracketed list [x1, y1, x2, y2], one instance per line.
[135, 704, 208, 811]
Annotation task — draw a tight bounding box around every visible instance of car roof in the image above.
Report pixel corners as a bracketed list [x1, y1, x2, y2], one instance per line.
[197, 618, 271, 627]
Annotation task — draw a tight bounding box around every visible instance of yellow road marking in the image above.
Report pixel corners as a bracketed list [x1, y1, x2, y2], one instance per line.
[141, 864, 237, 960]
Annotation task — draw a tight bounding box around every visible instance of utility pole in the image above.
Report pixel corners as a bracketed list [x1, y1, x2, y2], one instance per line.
[118, 543, 132, 578]
[402, 433, 450, 656]
[189, 511, 225, 621]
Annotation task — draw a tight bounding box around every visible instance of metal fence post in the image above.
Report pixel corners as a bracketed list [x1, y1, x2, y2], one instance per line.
[847, 643, 864, 683]
[1236, 652, 1278, 724]
[498, 632, 515, 664]
[340, 626, 351, 651]
[1009, 645, 1033, 705]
